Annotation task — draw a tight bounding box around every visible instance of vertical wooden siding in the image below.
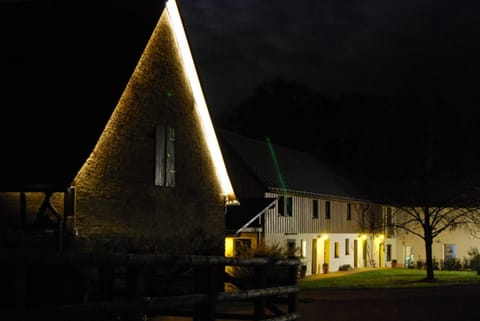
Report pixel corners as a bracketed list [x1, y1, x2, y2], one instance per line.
[264, 192, 375, 235]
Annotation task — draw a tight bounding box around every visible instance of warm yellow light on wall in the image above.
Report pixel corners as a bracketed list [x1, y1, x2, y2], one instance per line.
[359, 234, 368, 240]
[225, 237, 234, 257]
[165, 0, 238, 205]
[319, 234, 329, 240]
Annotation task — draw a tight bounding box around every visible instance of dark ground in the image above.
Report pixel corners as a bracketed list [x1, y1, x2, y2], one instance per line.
[298, 285, 480, 321]
[152, 285, 480, 321]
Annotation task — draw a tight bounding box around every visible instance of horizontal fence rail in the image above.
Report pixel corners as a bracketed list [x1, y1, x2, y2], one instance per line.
[0, 249, 302, 321]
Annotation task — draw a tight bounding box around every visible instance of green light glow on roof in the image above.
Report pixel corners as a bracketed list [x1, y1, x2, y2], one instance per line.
[266, 136, 287, 195]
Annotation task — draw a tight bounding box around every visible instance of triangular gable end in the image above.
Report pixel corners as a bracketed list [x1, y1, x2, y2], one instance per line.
[75, 0, 237, 206]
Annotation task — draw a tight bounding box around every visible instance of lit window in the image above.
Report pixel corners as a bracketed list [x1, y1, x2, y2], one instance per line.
[155, 124, 175, 187]
[444, 244, 456, 259]
[301, 239, 307, 258]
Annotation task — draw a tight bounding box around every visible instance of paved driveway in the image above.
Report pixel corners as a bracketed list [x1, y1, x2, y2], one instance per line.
[298, 285, 480, 321]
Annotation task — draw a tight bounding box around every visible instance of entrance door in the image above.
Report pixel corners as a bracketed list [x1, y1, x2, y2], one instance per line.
[311, 239, 317, 274]
[354, 239, 358, 268]
[324, 239, 330, 264]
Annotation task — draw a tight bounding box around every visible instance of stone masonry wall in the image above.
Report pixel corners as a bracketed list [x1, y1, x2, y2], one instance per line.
[72, 9, 226, 255]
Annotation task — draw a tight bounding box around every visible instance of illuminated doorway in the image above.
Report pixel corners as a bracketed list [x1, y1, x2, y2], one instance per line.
[324, 239, 330, 264]
[354, 239, 358, 268]
[312, 239, 317, 274]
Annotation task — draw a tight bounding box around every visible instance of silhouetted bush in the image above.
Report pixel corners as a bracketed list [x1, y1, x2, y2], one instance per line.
[467, 248, 480, 274]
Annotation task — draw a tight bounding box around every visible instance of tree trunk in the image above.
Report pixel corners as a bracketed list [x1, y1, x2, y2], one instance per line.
[424, 235, 434, 280]
[423, 207, 435, 281]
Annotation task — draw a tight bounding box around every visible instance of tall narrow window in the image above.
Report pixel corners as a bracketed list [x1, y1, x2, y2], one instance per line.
[386, 244, 392, 261]
[346, 203, 352, 220]
[155, 124, 175, 187]
[325, 201, 331, 219]
[312, 199, 319, 218]
[278, 196, 292, 216]
[345, 238, 350, 255]
[334, 242, 340, 258]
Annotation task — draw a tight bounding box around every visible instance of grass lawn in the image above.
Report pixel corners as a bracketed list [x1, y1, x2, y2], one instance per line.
[298, 268, 480, 289]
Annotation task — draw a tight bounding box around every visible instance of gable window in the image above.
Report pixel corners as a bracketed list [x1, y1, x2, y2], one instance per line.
[278, 195, 292, 216]
[347, 203, 352, 220]
[325, 201, 331, 219]
[155, 124, 175, 187]
[312, 199, 319, 218]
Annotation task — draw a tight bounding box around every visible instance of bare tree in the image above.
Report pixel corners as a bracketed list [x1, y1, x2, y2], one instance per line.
[388, 181, 480, 281]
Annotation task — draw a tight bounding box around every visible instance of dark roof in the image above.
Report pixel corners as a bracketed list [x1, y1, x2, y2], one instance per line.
[219, 130, 367, 201]
[225, 197, 276, 234]
[0, 1, 165, 189]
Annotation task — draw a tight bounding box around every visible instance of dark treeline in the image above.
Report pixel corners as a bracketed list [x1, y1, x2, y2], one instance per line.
[215, 78, 480, 199]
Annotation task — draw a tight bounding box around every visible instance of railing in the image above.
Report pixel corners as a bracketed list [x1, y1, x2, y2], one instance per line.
[0, 249, 301, 321]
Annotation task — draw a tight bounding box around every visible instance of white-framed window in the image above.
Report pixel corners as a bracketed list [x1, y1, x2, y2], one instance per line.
[278, 195, 293, 216]
[155, 124, 175, 187]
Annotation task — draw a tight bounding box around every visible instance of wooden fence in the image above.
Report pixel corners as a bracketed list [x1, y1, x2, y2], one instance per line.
[0, 249, 301, 321]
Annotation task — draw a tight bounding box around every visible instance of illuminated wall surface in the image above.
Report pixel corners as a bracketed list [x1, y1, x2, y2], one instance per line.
[72, 0, 236, 255]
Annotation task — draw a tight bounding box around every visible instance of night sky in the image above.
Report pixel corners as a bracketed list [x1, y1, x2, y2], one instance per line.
[1, 0, 479, 116]
[177, 0, 480, 115]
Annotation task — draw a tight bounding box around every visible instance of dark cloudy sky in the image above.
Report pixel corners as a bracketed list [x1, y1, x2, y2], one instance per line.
[177, 0, 480, 115]
[1, 0, 479, 116]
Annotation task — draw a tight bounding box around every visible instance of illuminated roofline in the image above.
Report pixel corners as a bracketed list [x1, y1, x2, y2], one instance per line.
[165, 0, 237, 204]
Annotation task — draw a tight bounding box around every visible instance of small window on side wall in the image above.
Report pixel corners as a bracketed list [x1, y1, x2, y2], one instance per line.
[155, 124, 175, 187]
[334, 241, 340, 258]
[325, 201, 331, 219]
[278, 195, 293, 216]
[312, 199, 319, 218]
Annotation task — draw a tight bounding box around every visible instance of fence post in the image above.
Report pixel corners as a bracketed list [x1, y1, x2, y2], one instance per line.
[254, 263, 266, 321]
[14, 263, 27, 307]
[125, 265, 146, 321]
[287, 258, 298, 314]
[193, 265, 216, 321]
[100, 265, 114, 300]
